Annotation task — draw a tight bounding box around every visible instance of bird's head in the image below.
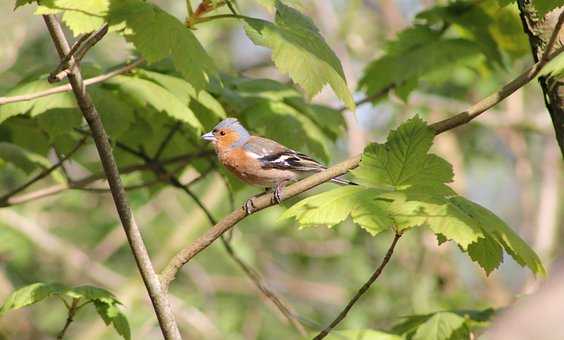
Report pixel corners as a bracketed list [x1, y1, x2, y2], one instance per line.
[201, 118, 251, 149]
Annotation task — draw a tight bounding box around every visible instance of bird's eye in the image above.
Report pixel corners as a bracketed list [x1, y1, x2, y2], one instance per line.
[220, 130, 226, 136]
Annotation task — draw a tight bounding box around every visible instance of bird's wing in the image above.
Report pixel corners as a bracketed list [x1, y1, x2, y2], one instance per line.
[243, 137, 325, 172]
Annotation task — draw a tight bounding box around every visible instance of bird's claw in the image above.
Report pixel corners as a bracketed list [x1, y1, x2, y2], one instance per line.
[244, 198, 255, 215]
[273, 186, 283, 204]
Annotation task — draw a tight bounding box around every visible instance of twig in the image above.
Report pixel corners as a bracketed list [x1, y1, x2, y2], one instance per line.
[2, 150, 213, 206]
[49, 31, 94, 82]
[0, 136, 87, 205]
[57, 298, 80, 339]
[337, 84, 395, 112]
[42, 14, 181, 339]
[155, 123, 182, 160]
[224, 0, 238, 15]
[0, 58, 144, 105]
[219, 237, 308, 336]
[49, 24, 109, 83]
[158, 43, 564, 290]
[313, 233, 402, 339]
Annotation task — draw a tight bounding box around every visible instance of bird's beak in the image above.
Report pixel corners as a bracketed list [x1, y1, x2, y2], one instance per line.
[201, 132, 216, 142]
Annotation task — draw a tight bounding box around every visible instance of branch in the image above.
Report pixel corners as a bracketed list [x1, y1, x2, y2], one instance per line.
[49, 24, 109, 83]
[313, 233, 402, 339]
[57, 298, 80, 339]
[0, 58, 144, 105]
[42, 14, 181, 340]
[0, 136, 87, 206]
[159, 43, 564, 291]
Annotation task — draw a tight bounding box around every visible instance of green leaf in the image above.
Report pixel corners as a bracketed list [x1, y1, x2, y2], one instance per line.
[36, 0, 108, 36]
[244, 1, 355, 110]
[0, 78, 76, 124]
[383, 190, 484, 249]
[416, 2, 503, 66]
[391, 309, 495, 338]
[412, 312, 466, 340]
[106, 75, 203, 133]
[359, 25, 483, 100]
[36, 109, 82, 140]
[255, 0, 303, 11]
[0, 282, 66, 315]
[137, 69, 226, 120]
[94, 301, 131, 340]
[64, 285, 119, 303]
[533, 0, 562, 15]
[280, 186, 392, 236]
[324, 329, 402, 340]
[0, 282, 130, 340]
[108, 0, 216, 91]
[450, 197, 546, 276]
[90, 88, 135, 140]
[0, 143, 50, 174]
[467, 235, 504, 275]
[351, 116, 453, 188]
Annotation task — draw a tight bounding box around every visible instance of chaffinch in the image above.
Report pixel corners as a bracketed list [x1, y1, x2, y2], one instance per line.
[201, 118, 353, 213]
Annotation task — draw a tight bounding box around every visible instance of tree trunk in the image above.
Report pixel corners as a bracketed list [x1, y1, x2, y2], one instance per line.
[517, 1, 564, 156]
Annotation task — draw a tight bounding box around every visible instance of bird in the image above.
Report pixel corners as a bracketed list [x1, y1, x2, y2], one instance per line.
[201, 117, 354, 214]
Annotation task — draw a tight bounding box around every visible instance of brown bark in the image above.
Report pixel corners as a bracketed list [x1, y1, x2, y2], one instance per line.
[518, 2, 564, 156]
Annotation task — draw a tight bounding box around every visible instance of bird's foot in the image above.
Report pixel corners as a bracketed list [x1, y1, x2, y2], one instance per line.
[244, 198, 255, 215]
[273, 181, 286, 205]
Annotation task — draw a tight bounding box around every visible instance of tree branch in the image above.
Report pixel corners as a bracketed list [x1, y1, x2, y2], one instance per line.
[0, 136, 87, 206]
[49, 24, 109, 83]
[42, 14, 181, 339]
[313, 232, 402, 339]
[0, 58, 144, 105]
[158, 43, 564, 291]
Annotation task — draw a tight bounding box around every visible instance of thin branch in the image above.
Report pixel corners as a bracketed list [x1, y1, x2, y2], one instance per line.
[155, 123, 182, 160]
[49, 24, 109, 83]
[0, 136, 87, 205]
[337, 84, 395, 112]
[313, 233, 402, 339]
[57, 298, 80, 339]
[49, 31, 94, 82]
[219, 236, 308, 336]
[0, 58, 144, 105]
[224, 0, 238, 15]
[186, 0, 194, 16]
[159, 44, 564, 290]
[42, 14, 181, 339]
[2, 150, 213, 206]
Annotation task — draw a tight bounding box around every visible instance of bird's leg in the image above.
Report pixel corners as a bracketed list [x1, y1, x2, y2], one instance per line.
[244, 198, 255, 215]
[273, 180, 288, 205]
[243, 189, 270, 215]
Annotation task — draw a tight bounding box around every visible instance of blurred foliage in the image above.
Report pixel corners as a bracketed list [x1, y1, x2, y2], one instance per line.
[0, 0, 562, 339]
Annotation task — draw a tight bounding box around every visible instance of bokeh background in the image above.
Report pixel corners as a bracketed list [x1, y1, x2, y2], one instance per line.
[0, 0, 562, 339]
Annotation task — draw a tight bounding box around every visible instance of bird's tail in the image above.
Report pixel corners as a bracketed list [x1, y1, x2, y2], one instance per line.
[330, 176, 357, 186]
